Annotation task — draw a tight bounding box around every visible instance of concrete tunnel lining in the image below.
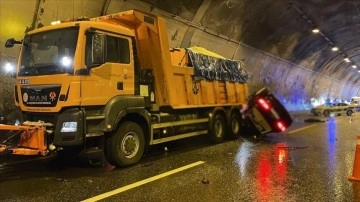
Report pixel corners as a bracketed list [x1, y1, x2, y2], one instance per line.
[0, 0, 359, 116]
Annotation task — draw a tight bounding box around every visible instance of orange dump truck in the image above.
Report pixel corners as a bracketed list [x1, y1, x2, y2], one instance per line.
[2, 10, 292, 167]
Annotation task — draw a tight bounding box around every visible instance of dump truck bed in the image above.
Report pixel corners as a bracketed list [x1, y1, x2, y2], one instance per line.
[169, 47, 249, 108]
[91, 10, 249, 109]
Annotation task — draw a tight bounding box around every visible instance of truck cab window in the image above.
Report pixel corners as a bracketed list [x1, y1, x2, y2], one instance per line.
[106, 35, 130, 64]
[19, 27, 79, 76]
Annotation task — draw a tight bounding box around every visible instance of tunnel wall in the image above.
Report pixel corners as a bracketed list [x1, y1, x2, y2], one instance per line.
[1, 0, 360, 116]
[236, 44, 346, 111]
[157, 5, 355, 111]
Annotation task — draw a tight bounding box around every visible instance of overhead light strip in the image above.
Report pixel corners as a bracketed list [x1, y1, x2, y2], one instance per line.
[291, 3, 358, 70]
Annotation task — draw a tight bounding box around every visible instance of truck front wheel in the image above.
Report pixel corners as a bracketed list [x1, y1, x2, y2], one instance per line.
[105, 121, 145, 167]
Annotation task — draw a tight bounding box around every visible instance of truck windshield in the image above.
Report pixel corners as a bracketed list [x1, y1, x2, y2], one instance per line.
[19, 27, 79, 76]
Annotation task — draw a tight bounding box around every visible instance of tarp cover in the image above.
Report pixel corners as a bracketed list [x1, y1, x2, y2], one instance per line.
[187, 47, 248, 83]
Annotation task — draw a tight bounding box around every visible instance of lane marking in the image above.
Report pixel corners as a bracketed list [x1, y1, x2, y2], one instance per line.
[82, 161, 205, 202]
[288, 124, 318, 134]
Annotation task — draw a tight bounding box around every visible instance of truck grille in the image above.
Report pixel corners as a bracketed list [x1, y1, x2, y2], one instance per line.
[20, 85, 61, 107]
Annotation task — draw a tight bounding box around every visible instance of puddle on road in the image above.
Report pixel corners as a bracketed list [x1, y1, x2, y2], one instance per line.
[275, 142, 308, 150]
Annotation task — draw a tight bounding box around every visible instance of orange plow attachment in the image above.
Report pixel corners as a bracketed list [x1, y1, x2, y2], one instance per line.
[0, 121, 53, 156]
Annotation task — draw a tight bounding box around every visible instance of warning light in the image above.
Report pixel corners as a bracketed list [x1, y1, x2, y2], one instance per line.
[258, 98, 270, 110]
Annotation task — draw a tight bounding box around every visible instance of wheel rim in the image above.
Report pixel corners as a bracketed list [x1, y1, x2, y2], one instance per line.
[215, 119, 224, 138]
[121, 132, 139, 159]
[231, 118, 240, 135]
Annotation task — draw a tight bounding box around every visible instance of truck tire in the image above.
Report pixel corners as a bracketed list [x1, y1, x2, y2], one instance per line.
[105, 121, 145, 167]
[227, 111, 241, 140]
[209, 113, 226, 143]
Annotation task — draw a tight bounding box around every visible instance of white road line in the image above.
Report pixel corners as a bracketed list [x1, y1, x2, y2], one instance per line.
[288, 124, 318, 134]
[82, 161, 206, 202]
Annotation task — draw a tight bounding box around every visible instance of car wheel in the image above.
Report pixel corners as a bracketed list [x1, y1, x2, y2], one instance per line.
[347, 110, 353, 116]
[323, 110, 330, 117]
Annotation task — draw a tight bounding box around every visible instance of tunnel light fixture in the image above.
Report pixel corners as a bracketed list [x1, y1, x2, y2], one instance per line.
[352, 65, 357, 69]
[312, 28, 320, 33]
[292, 3, 353, 69]
[4, 63, 14, 73]
[61, 56, 72, 67]
[358, 70, 360, 73]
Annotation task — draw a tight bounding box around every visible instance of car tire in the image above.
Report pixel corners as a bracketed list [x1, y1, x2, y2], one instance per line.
[347, 110, 353, 116]
[323, 110, 330, 117]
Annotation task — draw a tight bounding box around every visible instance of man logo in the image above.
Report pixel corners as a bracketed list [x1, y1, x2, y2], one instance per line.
[49, 92, 57, 102]
[23, 92, 28, 103]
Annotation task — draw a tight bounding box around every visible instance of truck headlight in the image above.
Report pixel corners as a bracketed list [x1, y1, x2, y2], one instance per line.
[60, 121, 77, 132]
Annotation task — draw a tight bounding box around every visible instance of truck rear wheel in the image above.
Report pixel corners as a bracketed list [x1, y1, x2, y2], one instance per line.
[105, 121, 145, 167]
[209, 113, 226, 143]
[227, 111, 241, 140]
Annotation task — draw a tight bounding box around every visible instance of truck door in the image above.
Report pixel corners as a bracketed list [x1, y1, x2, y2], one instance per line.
[81, 31, 135, 106]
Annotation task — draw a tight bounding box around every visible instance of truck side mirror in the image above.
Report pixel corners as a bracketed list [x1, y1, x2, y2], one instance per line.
[5, 38, 22, 48]
[5, 38, 15, 48]
[92, 33, 105, 65]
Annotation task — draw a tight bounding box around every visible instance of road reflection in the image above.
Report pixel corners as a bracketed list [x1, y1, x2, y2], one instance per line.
[327, 117, 336, 166]
[235, 141, 252, 177]
[235, 140, 290, 201]
[255, 143, 289, 201]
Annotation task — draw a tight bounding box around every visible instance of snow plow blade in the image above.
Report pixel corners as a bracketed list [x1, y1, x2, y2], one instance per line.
[0, 121, 54, 156]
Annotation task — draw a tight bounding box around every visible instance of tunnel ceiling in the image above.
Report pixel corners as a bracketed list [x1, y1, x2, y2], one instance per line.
[1, 0, 360, 84]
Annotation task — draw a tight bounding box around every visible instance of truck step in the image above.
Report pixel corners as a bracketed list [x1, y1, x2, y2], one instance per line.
[78, 147, 103, 160]
[86, 115, 106, 120]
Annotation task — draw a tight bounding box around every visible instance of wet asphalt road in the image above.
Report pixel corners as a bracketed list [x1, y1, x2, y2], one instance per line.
[0, 112, 360, 202]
